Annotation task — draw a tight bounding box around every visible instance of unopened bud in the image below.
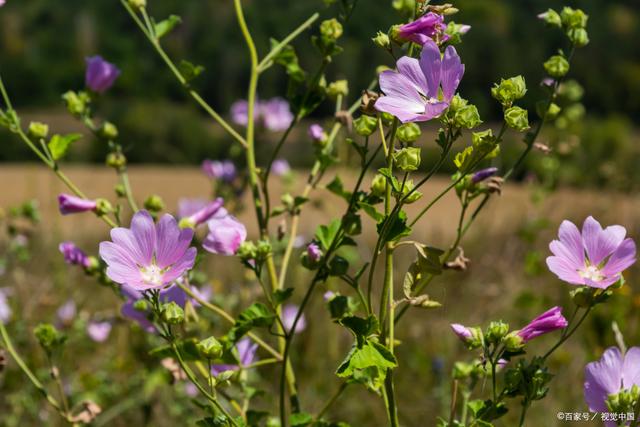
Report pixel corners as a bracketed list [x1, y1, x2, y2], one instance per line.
[544, 55, 570, 78]
[99, 122, 119, 140]
[396, 123, 421, 144]
[486, 320, 509, 344]
[197, 337, 223, 359]
[372, 31, 390, 49]
[370, 174, 387, 197]
[354, 115, 378, 136]
[327, 80, 349, 99]
[393, 147, 421, 172]
[537, 9, 562, 28]
[161, 302, 185, 324]
[106, 152, 127, 169]
[320, 18, 343, 41]
[504, 106, 530, 132]
[144, 195, 164, 212]
[28, 122, 49, 139]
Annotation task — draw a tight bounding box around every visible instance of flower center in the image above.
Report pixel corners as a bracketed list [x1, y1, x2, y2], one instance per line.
[140, 264, 163, 286]
[579, 265, 604, 282]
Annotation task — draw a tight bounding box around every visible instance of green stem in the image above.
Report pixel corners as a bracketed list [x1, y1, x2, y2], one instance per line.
[119, 168, 139, 212]
[314, 382, 348, 421]
[258, 13, 320, 72]
[542, 306, 592, 360]
[518, 401, 530, 427]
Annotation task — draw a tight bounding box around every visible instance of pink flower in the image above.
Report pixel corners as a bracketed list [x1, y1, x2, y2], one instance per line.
[85, 56, 120, 93]
[201, 159, 236, 182]
[99, 211, 196, 291]
[398, 12, 448, 45]
[87, 321, 112, 342]
[584, 347, 640, 425]
[271, 159, 291, 176]
[516, 306, 568, 342]
[183, 198, 224, 227]
[450, 323, 473, 341]
[375, 39, 464, 123]
[307, 243, 322, 262]
[282, 304, 306, 334]
[230, 97, 293, 131]
[203, 209, 247, 256]
[59, 241, 90, 268]
[57, 300, 77, 324]
[177, 198, 208, 219]
[546, 217, 637, 289]
[308, 124, 326, 141]
[58, 194, 97, 215]
[0, 288, 11, 324]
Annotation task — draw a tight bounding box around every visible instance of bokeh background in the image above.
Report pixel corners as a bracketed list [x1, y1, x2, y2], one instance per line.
[0, 0, 639, 426]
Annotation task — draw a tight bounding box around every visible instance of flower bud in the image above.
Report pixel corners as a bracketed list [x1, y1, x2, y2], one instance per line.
[34, 323, 66, 353]
[372, 31, 390, 49]
[114, 184, 126, 197]
[486, 320, 509, 344]
[106, 152, 127, 170]
[504, 106, 530, 132]
[197, 337, 223, 359]
[95, 198, 113, 216]
[133, 299, 148, 312]
[237, 241, 257, 261]
[256, 240, 272, 259]
[448, 94, 468, 113]
[320, 18, 343, 41]
[471, 167, 498, 184]
[560, 7, 588, 29]
[401, 180, 422, 204]
[396, 123, 421, 144]
[450, 324, 483, 349]
[544, 55, 570, 78]
[354, 115, 378, 136]
[491, 76, 527, 106]
[308, 124, 327, 146]
[86, 56, 121, 94]
[99, 122, 119, 140]
[453, 104, 482, 129]
[327, 80, 349, 99]
[62, 91, 90, 117]
[58, 194, 97, 215]
[502, 331, 525, 352]
[370, 174, 387, 197]
[537, 9, 562, 27]
[144, 195, 164, 212]
[128, 0, 146, 8]
[567, 28, 589, 47]
[393, 147, 421, 172]
[28, 122, 49, 139]
[307, 243, 323, 263]
[161, 301, 185, 324]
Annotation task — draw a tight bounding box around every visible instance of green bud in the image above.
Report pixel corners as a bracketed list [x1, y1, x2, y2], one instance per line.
[161, 301, 185, 324]
[281, 193, 294, 210]
[491, 76, 527, 106]
[178, 217, 196, 229]
[466, 327, 484, 349]
[354, 115, 378, 137]
[401, 180, 422, 204]
[320, 19, 343, 41]
[106, 152, 127, 170]
[448, 94, 468, 113]
[144, 195, 164, 212]
[567, 28, 589, 48]
[453, 104, 482, 129]
[380, 112, 395, 127]
[538, 9, 562, 28]
[504, 106, 530, 132]
[197, 337, 224, 359]
[256, 240, 272, 259]
[393, 147, 421, 172]
[536, 101, 561, 121]
[544, 55, 570, 78]
[62, 91, 90, 117]
[28, 122, 49, 139]
[237, 241, 257, 261]
[396, 123, 421, 144]
[128, 0, 146, 9]
[95, 198, 113, 216]
[34, 323, 66, 353]
[84, 256, 100, 273]
[114, 183, 126, 197]
[327, 80, 349, 99]
[452, 361, 474, 380]
[133, 299, 148, 311]
[564, 104, 585, 122]
[99, 122, 119, 140]
[389, 25, 403, 44]
[370, 174, 387, 197]
[486, 320, 509, 344]
[560, 7, 588, 30]
[570, 286, 596, 308]
[391, 0, 415, 15]
[372, 31, 390, 49]
[558, 80, 584, 102]
[329, 256, 349, 276]
[502, 331, 524, 352]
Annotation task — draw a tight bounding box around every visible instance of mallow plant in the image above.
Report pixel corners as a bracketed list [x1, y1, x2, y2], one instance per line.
[0, 1, 635, 426]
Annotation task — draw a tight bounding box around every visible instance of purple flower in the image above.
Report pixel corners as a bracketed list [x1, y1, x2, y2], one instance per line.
[584, 347, 640, 423]
[472, 167, 499, 183]
[0, 288, 11, 324]
[184, 198, 224, 227]
[375, 40, 464, 123]
[177, 198, 208, 219]
[59, 241, 90, 268]
[323, 291, 335, 302]
[230, 100, 250, 126]
[546, 217, 637, 289]
[184, 383, 198, 397]
[308, 124, 326, 141]
[516, 306, 568, 342]
[202, 160, 237, 183]
[57, 300, 77, 324]
[85, 56, 120, 93]
[120, 284, 188, 332]
[87, 321, 112, 342]
[282, 304, 306, 334]
[211, 338, 258, 374]
[398, 12, 448, 45]
[272, 159, 291, 176]
[450, 323, 473, 341]
[203, 210, 247, 256]
[99, 210, 196, 291]
[307, 243, 322, 262]
[58, 194, 97, 215]
[230, 97, 293, 131]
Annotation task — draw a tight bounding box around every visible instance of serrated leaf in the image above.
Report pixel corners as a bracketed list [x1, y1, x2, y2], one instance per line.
[326, 176, 351, 202]
[154, 15, 182, 39]
[226, 303, 275, 343]
[315, 219, 341, 250]
[48, 133, 82, 161]
[179, 60, 205, 83]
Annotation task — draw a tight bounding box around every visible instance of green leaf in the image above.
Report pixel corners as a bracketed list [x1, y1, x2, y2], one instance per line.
[269, 38, 306, 83]
[273, 288, 294, 306]
[226, 303, 275, 343]
[358, 202, 384, 222]
[326, 176, 351, 202]
[315, 219, 341, 250]
[377, 210, 411, 243]
[154, 15, 182, 39]
[290, 412, 314, 427]
[340, 315, 379, 343]
[48, 133, 82, 161]
[327, 295, 350, 320]
[336, 340, 397, 390]
[179, 60, 205, 83]
[149, 338, 202, 361]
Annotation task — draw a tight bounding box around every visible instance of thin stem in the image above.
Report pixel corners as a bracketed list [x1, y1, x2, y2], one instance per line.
[543, 306, 592, 360]
[258, 13, 320, 72]
[119, 168, 139, 212]
[47, 356, 70, 415]
[448, 380, 459, 426]
[314, 382, 348, 421]
[518, 401, 530, 427]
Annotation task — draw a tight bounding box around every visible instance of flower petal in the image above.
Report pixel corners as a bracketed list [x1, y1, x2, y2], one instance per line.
[584, 347, 623, 412]
[602, 238, 636, 277]
[155, 214, 194, 268]
[622, 347, 640, 389]
[582, 216, 625, 265]
[441, 45, 464, 101]
[418, 40, 442, 98]
[396, 56, 429, 96]
[546, 256, 583, 285]
[557, 220, 585, 267]
[162, 247, 197, 283]
[375, 95, 426, 123]
[129, 211, 157, 265]
[378, 70, 425, 105]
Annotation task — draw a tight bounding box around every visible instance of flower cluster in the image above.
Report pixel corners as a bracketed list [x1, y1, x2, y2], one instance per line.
[230, 97, 294, 131]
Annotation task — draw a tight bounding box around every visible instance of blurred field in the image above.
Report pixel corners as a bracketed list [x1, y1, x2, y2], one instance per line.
[1, 165, 640, 426]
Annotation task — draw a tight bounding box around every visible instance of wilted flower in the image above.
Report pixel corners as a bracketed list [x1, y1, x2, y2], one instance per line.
[516, 306, 568, 342]
[282, 304, 306, 334]
[201, 159, 236, 183]
[272, 159, 291, 176]
[471, 167, 499, 184]
[0, 288, 11, 324]
[211, 338, 258, 375]
[57, 300, 77, 324]
[87, 321, 112, 342]
[58, 241, 90, 268]
[375, 40, 464, 123]
[584, 347, 640, 422]
[308, 124, 326, 141]
[99, 210, 196, 290]
[85, 56, 120, 93]
[398, 12, 448, 45]
[230, 97, 293, 131]
[203, 209, 247, 256]
[546, 217, 636, 289]
[58, 194, 97, 215]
